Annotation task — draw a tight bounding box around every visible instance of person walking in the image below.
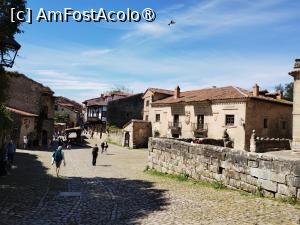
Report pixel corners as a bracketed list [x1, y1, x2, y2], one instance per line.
[100, 142, 105, 154]
[92, 144, 99, 166]
[5, 140, 16, 167]
[52, 146, 66, 177]
[66, 140, 72, 150]
[104, 142, 108, 153]
[23, 136, 28, 149]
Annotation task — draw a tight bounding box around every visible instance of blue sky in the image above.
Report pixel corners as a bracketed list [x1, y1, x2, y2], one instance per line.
[11, 0, 300, 102]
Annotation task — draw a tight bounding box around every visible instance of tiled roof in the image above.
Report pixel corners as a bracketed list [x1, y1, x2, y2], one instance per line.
[84, 97, 107, 106]
[146, 88, 174, 96]
[152, 86, 293, 106]
[6, 106, 38, 117]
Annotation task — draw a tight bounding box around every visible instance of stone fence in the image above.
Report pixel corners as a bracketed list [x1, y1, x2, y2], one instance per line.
[148, 138, 300, 200]
[250, 130, 291, 153]
[107, 129, 123, 146]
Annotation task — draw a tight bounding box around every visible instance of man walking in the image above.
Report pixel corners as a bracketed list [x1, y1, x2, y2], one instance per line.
[6, 140, 16, 167]
[101, 142, 105, 154]
[52, 146, 66, 177]
[92, 144, 99, 166]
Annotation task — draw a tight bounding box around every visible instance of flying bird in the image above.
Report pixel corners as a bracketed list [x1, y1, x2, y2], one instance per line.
[168, 20, 176, 26]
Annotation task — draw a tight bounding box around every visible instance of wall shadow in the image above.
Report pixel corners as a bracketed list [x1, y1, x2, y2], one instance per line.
[0, 151, 168, 225]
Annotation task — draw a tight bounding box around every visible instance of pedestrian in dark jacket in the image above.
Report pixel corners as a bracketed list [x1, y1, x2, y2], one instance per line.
[92, 144, 99, 166]
[101, 142, 105, 154]
[5, 140, 16, 166]
[104, 142, 108, 152]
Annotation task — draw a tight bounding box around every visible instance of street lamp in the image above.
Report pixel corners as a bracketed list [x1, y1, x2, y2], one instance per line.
[0, 37, 21, 68]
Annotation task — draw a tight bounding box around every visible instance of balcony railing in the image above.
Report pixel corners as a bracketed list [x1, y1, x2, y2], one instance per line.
[192, 123, 208, 138]
[168, 122, 182, 129]
[192, 123, 208, 131]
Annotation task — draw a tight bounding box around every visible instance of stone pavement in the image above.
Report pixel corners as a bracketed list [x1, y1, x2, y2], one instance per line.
[0, 136, 300, 225]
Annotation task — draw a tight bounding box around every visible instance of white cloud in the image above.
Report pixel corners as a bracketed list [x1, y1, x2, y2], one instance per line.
[81, 49, 113, 57]
[122, 0, 299, 42]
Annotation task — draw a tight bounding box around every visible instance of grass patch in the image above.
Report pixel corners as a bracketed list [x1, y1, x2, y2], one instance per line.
[278, 196, 298, 205]
[144, 168, 228, 190]
[210, 181, 226, 190]
[145, 168, 299, 206]
[145, 168, 189, 182]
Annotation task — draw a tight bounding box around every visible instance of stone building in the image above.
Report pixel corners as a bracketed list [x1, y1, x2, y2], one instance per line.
[4, 72, 55, 147]
[54, 96, 82, 128]
[107, 93, 143, 128]
[123, 120, 152, 148]
[146, 85, 292, 151]
[143, 88, 173, 121]
[83, 92, 131, 131]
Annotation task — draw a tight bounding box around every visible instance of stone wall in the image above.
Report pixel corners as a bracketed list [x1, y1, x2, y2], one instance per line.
[148, 138, 300, 200]
[250, 131, 291, 153]
[107, 129, 123, 146]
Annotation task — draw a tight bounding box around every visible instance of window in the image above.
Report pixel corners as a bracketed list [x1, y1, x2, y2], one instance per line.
[173, 114, 179, 124]
[155, 114, 160, 122]
[197, 115, 204, 129]
[145, 115, 149, 121]
[264, 118, 268, 129]
[225, 115, 235, 126]
[146, 100, 150, 107]
[54, 105, 58, 110]
[281, 121, 287, 130]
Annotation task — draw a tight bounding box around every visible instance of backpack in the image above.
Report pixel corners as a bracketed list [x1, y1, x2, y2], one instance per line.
[53, 150, 63, 162]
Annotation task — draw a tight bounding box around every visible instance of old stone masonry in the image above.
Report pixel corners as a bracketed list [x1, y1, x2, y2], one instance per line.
[148, 138, 300, 200]
[0, 139, 300, 225]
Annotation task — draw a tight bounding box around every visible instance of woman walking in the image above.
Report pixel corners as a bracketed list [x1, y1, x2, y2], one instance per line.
[52, 146, 66, 177]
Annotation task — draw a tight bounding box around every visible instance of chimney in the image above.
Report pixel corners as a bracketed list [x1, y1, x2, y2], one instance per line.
[276, 90, 283, 99]
[253, 84, 259, 97]
[174, 85, 180, 99]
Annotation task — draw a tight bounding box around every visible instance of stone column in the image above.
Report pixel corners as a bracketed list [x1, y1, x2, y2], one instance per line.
[289, 59, 300, 151]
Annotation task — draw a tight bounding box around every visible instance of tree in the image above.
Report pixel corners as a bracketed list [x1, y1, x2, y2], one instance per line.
[275, 82, 293, 101]
[0, 0, 26, 175]
[0, 0, 27, 39]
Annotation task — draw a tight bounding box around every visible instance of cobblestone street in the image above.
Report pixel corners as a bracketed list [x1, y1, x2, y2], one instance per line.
[0, 137, 300, 225]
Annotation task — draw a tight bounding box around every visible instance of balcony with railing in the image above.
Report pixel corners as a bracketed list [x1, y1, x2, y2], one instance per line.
[168, 122, 182, 135]
[192, 123, 208, 138]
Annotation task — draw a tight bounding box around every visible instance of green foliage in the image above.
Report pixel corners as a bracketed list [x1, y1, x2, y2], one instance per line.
[0, 0, 27, 39]
[54, 112, 70, 124]
[0, 68, 9, 103]
[145, 169, 190, 182]
[211, 181, 226, 190]
[255, 186, 264, 197]
[278, 196, 297, 205]
[275, 82, 293, 101]
[108, 85, 133, 94]
[0, 104, 12, 133]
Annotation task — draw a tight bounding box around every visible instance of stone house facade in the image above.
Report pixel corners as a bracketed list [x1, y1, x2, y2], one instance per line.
[55, 96, 82, 128]
[107, 93, 144, 128]
[4, 72, 55, 147]
[146, 85, 292, 151]
[83, 92, 131, 131]
[143, 88, 174, 122]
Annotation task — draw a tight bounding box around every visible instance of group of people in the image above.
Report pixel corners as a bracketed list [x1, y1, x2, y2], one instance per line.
[92, 142, 109, 166]
[51, 141, 109, 176]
